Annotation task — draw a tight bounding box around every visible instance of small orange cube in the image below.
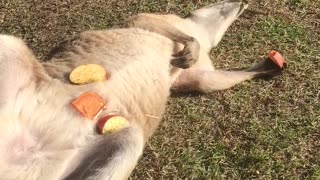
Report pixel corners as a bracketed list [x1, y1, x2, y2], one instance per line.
[71, 92, 106, 119]
[268, 50, 287, 69]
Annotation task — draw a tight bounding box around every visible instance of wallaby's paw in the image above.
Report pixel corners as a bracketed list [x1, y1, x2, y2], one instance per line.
[171, 38, 200, 69]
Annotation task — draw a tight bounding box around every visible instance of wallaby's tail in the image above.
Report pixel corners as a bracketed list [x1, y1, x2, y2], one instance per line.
[63, 126, 144, 180]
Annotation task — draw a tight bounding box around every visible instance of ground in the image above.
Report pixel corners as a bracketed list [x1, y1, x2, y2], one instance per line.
[1, 0, 319, 179]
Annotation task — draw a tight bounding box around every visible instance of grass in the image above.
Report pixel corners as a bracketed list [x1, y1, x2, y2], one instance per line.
[1, 0, 319, 179]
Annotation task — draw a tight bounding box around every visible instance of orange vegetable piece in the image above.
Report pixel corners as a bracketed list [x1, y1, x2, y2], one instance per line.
[268, 50, 287, 69]
[71, 92, 106, 119]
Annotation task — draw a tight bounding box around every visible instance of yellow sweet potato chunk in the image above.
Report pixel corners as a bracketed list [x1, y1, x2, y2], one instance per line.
[97, 116, 130, 134]
[69, 64, 107, 84]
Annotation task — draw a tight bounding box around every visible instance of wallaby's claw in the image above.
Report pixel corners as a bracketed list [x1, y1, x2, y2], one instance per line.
[171, 38, 200, 69]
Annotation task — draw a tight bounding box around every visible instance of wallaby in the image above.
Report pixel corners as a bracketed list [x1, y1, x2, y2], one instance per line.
[0, 1, 279, 179]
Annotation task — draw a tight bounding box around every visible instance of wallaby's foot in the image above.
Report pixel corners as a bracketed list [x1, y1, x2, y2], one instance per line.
[247, 59, 285, 78]
[171, 37, 200, 69]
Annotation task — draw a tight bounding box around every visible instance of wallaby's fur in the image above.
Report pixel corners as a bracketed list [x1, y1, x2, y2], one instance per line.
[0, 1, 278, 179]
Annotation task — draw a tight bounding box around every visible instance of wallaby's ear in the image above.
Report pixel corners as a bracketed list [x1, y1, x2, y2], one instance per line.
[0, 35, 45, 107]
[188, 0, 248, 47]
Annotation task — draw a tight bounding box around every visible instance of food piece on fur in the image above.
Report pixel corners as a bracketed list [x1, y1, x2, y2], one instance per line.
[97, 115, 130, 134]
[268, 50, 287, 69]
[71, 92, 106, 119]
[69, 64, 107, 84]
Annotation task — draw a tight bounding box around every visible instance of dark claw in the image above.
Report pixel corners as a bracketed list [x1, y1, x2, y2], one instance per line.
[171, 57, 195, 69]
[171, 38, 200, 69]
[173, 48, 190, 57]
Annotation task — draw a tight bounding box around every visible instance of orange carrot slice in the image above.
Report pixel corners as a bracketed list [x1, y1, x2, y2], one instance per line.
[71, 92, 106, 119]
[268, 50, 287, 69]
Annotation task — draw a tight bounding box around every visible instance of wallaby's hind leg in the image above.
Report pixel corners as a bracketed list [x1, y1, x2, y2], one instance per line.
[173, 70, 263, 93]
[63, 127, 144, 180]
[172, 59, 280, 93]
